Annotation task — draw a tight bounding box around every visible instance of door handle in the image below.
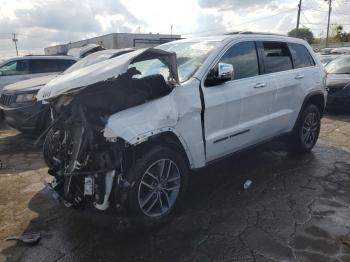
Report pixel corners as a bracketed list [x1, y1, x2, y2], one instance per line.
[254, 83, 266, 88]
[295, 74, 304, 79]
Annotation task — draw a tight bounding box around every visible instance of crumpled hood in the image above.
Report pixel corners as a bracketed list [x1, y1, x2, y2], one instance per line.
[37, 48, 179, 101]
[3, 74, 58, 93]
[326, 74, 350, 87]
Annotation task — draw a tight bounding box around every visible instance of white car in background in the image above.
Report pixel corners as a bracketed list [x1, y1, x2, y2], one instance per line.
[0, 55, 77, 91]
[67, 44, 105, 59]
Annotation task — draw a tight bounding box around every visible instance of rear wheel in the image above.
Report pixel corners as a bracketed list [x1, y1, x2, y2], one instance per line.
[289, 104, 321, 153]
[127, 145, 188, 228]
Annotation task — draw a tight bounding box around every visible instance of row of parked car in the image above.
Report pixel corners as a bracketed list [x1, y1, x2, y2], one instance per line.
[0, 33, 343, 228]
[0, 47, 135, 133]
[316, 47, 350, 111]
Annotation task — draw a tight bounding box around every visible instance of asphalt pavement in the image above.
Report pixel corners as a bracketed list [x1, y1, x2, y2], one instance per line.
[0, 114, 350, 262]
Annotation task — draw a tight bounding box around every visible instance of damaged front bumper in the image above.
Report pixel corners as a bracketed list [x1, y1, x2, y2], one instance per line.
[39, 47, 181, 214]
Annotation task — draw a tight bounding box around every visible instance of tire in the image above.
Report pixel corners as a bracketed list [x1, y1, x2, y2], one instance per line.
[289, 104, 321, 153]
[43, 128, 61, 168]
[127, 144, 188, 229]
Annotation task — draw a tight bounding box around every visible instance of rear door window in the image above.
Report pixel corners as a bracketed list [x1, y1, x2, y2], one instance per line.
[29, 59, 48, 74]
[219, 41, 259, 80]
[29, 59, 76, 74]
[288, 43, 315, 68]
[261, 42, 293, 74]
[46, 59, 76, 72]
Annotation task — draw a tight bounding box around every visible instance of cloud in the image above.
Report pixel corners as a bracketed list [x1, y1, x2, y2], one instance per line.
[197, 0, 272, 10]
[0, 0, 146, 56]
[0, 0, 349, 56]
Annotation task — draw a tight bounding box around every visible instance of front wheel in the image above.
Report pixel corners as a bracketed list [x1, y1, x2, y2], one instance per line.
[43, 127, 63, 168]
[127, 145, 188, 228]
[289, 104, 321, 153]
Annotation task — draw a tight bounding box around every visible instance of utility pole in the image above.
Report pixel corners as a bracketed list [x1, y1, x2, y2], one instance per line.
[12, 33, 18, 56]
[296, 0, 302, 37]
[325, 0, 333, 48]
[170, 25, 173, 38]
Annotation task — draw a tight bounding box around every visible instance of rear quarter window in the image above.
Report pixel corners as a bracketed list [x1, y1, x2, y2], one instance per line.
[288, 43, 315, 68]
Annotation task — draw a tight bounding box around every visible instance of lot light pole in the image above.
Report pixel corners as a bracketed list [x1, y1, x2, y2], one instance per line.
[296, 0, 302, 37]
[12, 33, 18, 56]
[325, 0, 333, 48]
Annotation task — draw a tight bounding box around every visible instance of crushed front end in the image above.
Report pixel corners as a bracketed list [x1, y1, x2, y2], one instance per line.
[45, 93, 129, 211]
[39, 48, 179, 214]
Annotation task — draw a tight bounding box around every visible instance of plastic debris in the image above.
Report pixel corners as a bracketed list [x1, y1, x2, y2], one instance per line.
[6, 232, 41, 245]
[243, 180, 253, 190]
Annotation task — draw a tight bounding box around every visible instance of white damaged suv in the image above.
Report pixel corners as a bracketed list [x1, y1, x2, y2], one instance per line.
[38, 33, 327, 228]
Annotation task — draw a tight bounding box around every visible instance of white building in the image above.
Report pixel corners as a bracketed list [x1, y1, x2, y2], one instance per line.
[44, 33, 181, 55]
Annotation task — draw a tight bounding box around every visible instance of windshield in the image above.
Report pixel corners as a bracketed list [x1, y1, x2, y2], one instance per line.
[326, 56, 350, 74]
[154, 40, 220, 82]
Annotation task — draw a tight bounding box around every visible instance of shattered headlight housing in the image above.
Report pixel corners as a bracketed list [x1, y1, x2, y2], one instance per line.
[16, 93, 37, 103]
[54, 95, 74, 112]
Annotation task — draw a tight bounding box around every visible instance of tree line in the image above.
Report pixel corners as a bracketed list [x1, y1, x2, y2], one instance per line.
[287, 25, 350, 44]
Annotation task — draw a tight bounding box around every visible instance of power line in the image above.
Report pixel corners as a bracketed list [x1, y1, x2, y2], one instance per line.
[182, 7, 296, 36]
[302, 22, 350, 25]
[301, 11, 312, 24]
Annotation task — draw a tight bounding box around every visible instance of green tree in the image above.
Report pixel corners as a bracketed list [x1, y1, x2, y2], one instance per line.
[288, 28, 314, 43]
[334, 25, 349, 42]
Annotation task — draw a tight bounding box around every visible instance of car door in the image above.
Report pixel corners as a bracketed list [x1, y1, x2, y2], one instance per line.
[257, 41, 299, 135]
[0, 60, 30, 90]
[203, 41, 276, 162]
[286, 42, 320, 128]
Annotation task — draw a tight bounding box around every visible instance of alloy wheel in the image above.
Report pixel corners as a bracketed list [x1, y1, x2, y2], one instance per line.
[138, 159, 181, 217]
[302, 112, 319, 147]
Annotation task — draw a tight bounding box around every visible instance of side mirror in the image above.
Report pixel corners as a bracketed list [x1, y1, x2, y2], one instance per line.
[217, 63, 234, 81]
[205, 62, 234, 86]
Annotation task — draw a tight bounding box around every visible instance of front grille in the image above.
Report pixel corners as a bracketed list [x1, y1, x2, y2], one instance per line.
[0, 94, 16, 106]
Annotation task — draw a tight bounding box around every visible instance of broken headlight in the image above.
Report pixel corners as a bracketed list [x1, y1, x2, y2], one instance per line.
[16, 92, 37, 103]
[54, 95, 74, 112]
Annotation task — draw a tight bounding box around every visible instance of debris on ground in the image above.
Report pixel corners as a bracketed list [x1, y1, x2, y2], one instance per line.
[341, 236, 350, 247]
[6, 232, 41, 245]
[299, 185, 317, 190]
[243, 180, 253, 190]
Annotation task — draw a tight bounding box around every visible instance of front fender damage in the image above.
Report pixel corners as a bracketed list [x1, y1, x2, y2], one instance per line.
[42, 47, 184, 220]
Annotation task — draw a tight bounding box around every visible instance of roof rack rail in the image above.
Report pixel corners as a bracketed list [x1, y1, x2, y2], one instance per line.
[225, 31, 286, 37]
[23, 54, 68, 56]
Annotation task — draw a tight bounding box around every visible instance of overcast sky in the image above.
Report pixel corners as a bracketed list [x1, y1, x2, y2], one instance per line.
[1, 0, 349, 56]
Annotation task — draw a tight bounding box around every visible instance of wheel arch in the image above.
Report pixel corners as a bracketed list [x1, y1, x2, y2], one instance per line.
[293, 91, 325, 130]
[303, 92, 325, 117]
[127, 130, 193, 169]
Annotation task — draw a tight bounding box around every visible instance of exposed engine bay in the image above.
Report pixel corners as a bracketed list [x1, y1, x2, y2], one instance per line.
[42, 48, 178, 212]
